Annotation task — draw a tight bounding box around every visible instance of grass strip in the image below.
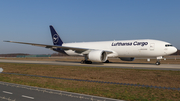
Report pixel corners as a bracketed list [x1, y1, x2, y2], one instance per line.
[2, 72, 180, 91]
[0, 63, 180, 101]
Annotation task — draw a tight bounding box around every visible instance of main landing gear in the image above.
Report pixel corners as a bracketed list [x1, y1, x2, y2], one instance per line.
[81, 55, 92, 64]
[81, 59, 110, 64]
[81, 60, 92, 64]
[104, 60, 110, 63]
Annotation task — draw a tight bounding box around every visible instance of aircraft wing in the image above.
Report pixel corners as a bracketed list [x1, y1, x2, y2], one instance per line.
[3, 41, 113, 54]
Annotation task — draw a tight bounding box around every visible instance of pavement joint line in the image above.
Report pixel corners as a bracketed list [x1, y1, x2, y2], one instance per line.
[22, 95, 34, 99]
[3, 91, 13, 95]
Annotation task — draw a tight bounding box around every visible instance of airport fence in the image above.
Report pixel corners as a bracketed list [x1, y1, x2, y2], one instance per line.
[1, 72, 180, 91]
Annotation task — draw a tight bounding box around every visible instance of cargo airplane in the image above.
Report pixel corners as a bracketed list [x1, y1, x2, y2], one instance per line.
[4, 25, 177, 65]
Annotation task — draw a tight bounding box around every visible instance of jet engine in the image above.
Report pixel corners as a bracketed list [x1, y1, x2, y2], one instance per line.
[88, 50, 107, 62]
[119, 57, 135, 61]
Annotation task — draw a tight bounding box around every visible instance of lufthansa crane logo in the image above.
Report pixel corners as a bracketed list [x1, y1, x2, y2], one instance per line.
[53, 34, 59, 43]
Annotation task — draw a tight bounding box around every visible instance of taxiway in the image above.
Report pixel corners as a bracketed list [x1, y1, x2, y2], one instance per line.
[0, 59, 180, 71]
[0, 81, 122, 101]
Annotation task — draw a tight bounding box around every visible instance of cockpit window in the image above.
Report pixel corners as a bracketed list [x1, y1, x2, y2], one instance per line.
[165, 44, 173, 47]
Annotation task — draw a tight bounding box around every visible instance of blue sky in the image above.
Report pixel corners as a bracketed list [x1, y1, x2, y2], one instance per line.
[0, 0, 179, 54]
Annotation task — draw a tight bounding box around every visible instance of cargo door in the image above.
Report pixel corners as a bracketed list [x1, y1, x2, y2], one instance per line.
[150, 43, 155, 51]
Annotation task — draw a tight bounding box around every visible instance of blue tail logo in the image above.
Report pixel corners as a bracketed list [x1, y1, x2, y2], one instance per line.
[50, 25, 63, 46]
[53, 34, 59, 43]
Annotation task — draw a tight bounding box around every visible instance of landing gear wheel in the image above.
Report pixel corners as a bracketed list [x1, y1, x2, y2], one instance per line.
[86, 61, 92, 64]
[81, 60, 92, 64]
[155, 61, 161, 65]
[104, 60, 110, 63]
[81, 60, 85, 64]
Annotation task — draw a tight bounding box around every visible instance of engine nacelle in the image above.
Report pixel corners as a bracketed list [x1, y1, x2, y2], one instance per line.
[88, 50, 107, 62]
[119, 57, 135, 61]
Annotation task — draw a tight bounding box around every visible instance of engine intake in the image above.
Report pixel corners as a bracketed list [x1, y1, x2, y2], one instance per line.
[88, 50, 107, 62]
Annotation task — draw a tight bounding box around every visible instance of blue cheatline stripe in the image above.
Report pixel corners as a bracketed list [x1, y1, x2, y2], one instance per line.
[1, 72, 180, 91]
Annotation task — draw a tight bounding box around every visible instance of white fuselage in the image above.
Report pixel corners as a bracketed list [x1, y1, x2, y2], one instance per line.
[63, 39, 177, 58]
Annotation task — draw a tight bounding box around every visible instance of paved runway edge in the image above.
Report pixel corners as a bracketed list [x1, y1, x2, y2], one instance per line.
[0, 81, 123, 101]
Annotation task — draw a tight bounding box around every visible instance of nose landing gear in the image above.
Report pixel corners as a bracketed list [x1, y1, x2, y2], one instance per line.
[155, 56, 163, 65]
[155, 60, 161, 65]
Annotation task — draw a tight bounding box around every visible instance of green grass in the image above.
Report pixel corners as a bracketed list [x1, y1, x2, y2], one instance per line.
[0, 63, 180, 101]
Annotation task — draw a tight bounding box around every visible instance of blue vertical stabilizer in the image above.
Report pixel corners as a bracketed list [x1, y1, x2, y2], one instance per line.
[49, 25, 67, 55]
[50, 25, 63, 46]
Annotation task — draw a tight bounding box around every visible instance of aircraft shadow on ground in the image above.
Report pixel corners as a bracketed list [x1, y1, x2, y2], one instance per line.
[55, 60, 155, 65]
[55, 60, 80, 63]
[55, 60, 105, 65]
[108, 62, 155, 65]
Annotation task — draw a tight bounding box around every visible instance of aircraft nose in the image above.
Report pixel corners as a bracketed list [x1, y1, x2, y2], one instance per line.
[165, 46, 177, 55]
[173, 47, 178, 53]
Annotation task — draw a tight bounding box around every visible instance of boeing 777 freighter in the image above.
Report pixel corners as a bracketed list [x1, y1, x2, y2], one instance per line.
[4, 25, 177, 65]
